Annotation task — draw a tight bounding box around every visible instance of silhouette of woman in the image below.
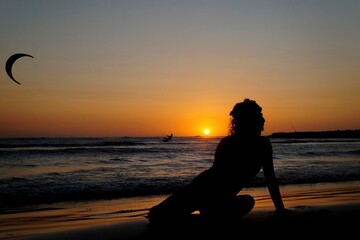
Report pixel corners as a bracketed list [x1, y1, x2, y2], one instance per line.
[147, 98, 288, 223]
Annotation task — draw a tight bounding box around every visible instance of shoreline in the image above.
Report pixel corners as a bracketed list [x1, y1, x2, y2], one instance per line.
[268, 129, 360, 138]
[1, 181, 359, 240]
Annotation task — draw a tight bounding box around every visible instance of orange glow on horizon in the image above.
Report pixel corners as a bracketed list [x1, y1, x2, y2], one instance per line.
[0, 94, 359, 138]
[0, 2, 359, 138]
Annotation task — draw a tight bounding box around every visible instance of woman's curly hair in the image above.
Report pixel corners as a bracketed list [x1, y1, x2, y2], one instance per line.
[229, 98, 265, 136]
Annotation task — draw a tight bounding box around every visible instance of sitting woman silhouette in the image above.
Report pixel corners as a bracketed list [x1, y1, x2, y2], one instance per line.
[147, 98, 288, 223]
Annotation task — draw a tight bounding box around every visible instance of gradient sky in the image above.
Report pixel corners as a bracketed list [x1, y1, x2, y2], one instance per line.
[0, 0, 359, 137]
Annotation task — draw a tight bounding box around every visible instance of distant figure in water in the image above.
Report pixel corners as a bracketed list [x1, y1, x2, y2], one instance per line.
[148, 98, 289, 223]
[163, 133, 173, 142]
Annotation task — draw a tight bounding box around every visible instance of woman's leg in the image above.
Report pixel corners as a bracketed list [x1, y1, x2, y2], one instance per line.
[147, 185, 198, 224]
[231, 194, 255, 216]
[198, 194, 255, 219]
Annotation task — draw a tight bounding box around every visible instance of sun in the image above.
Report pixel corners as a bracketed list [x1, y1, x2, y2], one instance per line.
[203, 129, 210, 135]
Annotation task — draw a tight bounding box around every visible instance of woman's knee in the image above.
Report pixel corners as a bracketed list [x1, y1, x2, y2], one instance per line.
[236, 194, 255, 205]
[147, 205, 164, 223]
[232, 194, 255, 215]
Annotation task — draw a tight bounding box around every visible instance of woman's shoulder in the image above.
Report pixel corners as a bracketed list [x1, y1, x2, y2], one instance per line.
[220, 135, 270, 141]
[220, 135, 233, 141]
[258, 135, 271, 142]
[217, 136, 233, 147]
[218, 135, 271, 146]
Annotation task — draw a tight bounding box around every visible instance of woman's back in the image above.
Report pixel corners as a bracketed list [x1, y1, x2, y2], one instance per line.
[206, 136, 270, 194]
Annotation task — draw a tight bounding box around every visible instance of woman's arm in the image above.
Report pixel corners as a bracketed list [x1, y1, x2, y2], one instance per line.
[261, 138, 286, 211]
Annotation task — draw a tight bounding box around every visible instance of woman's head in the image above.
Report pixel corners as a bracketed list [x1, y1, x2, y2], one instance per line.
[229, 98, 265, 136]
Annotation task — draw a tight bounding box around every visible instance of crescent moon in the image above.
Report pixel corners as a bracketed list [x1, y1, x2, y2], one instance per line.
[5, 53, 34, 85]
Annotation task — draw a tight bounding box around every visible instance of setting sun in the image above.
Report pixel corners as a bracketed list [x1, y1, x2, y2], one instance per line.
[204, 129, 210, 135]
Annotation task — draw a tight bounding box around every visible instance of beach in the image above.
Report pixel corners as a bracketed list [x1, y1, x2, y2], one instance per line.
[1, 180, 359, 240]
[1, 137, 359, 239]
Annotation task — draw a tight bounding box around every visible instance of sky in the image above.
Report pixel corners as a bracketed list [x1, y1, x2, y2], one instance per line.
[0, 0, 359, 137]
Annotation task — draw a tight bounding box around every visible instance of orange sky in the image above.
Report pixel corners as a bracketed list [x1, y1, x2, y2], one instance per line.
[0, 1, 359, 137]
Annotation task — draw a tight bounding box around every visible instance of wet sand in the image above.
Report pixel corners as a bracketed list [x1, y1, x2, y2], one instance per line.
[1, 181, 359, 240]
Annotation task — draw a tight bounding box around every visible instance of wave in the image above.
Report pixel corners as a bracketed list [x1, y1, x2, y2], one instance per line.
[299, 149, 360, 157]
[0, 146, 190, 158]
[348, 149, 360, 155]
[0, 140, 145, 149]
[1, 174, 359, 208]
[0, 137, 218, 150]
[270, 138, 360, 144]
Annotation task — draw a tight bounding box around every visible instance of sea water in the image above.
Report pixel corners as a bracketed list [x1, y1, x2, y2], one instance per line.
[0, 137, 359, 209]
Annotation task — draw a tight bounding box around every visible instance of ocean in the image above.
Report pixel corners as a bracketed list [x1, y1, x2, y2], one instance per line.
[0, 136, 359, 211]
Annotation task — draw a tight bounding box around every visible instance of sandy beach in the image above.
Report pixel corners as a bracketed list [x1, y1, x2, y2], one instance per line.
[0, 181, 359, 240]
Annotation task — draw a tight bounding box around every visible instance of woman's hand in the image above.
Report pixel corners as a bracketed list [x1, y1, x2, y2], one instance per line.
[274, 208, 293, 216]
